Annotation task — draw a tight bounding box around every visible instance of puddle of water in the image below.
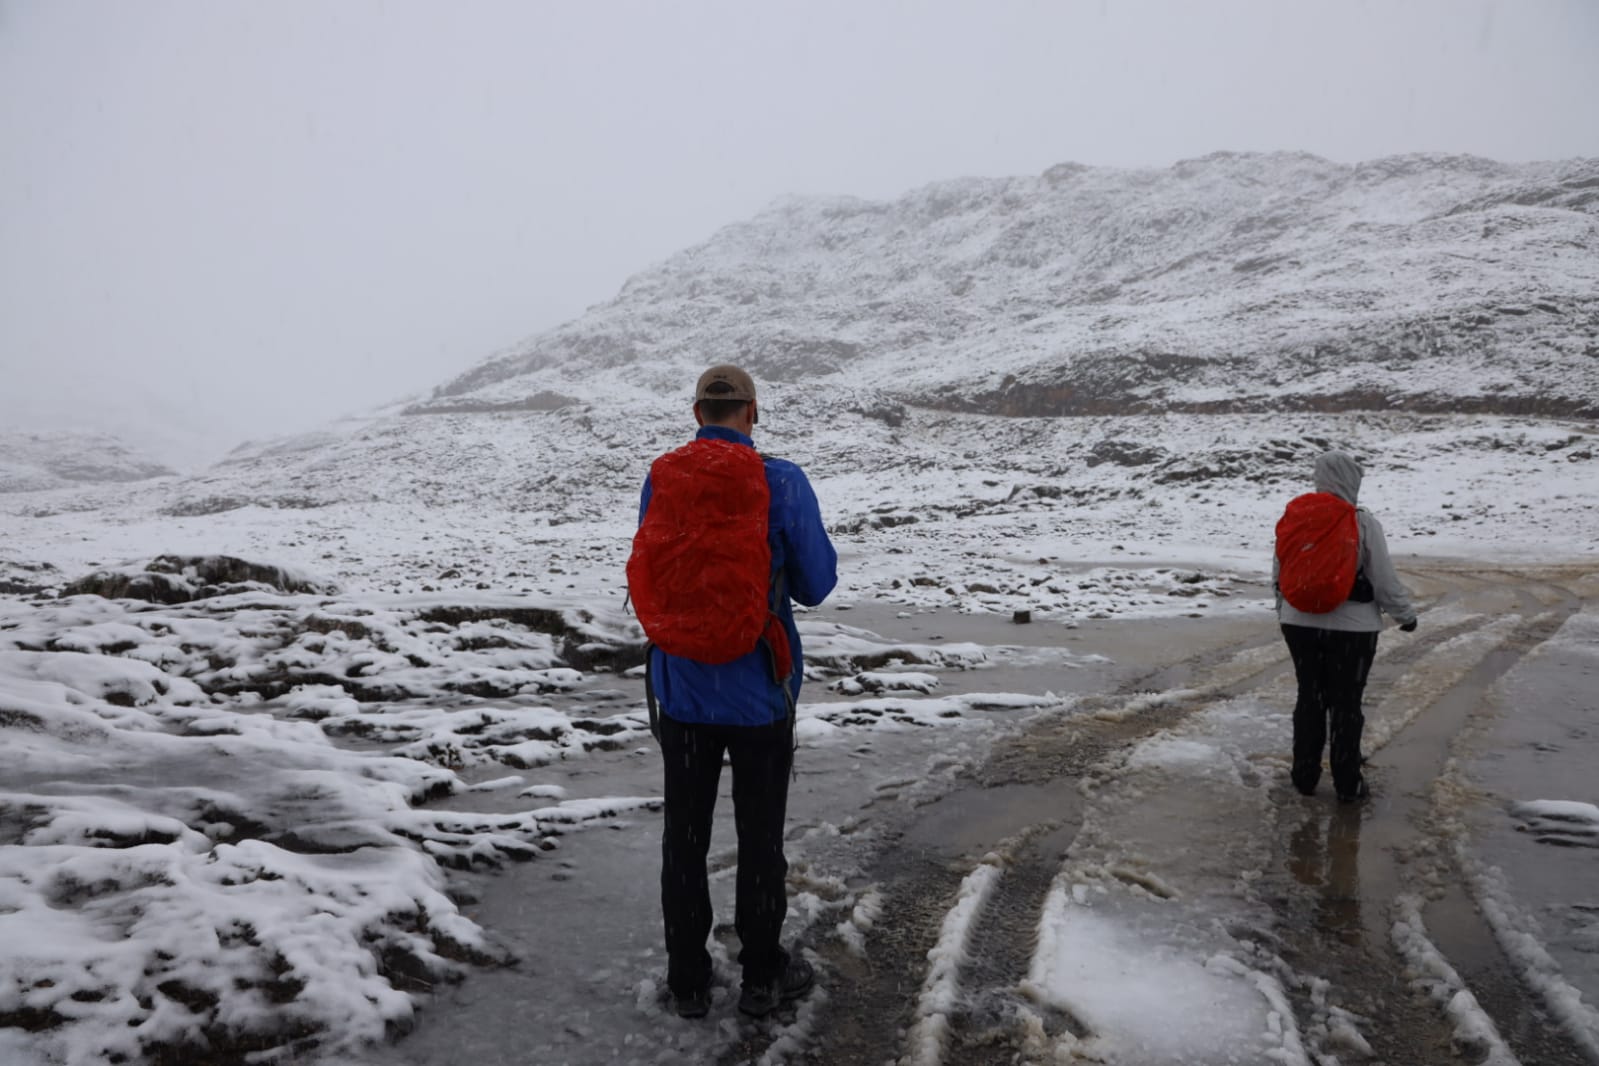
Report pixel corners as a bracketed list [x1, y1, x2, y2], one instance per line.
[1359, 619, 1558, 949]
[384, 822, 704, 1066]
[899, 780, 1081, 861]
[1286, 804, 1366, 948]
[814, 602, 1269, 698]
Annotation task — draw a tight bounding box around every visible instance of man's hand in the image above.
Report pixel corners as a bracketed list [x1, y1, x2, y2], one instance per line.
[1399, 619, 1418, 632]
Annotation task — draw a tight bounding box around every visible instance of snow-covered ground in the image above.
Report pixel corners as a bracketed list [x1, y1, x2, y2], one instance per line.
[3, 540, 1594, 1064]
[5, 408, 1596, 608]
[3, 399, 1596, 1066]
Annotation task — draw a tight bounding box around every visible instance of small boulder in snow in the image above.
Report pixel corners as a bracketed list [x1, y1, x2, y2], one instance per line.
[63, 554, 339, 604]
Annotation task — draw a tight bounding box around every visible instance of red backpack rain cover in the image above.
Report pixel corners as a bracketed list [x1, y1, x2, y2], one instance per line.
[626, 438, 791, 674]
[1275, 492, 1360, 613]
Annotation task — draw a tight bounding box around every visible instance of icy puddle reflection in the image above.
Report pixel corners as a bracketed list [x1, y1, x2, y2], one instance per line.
[1285, 804, 1365, 947]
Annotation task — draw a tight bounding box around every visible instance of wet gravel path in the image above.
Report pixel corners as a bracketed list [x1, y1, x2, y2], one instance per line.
[762, 565, 1598, 1066]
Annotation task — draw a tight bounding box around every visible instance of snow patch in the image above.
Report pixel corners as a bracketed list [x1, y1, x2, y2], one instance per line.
[1026, 882, 1292, 1064]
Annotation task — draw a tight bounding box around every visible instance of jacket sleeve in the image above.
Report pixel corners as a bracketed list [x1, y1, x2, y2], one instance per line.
[1359, 511, 1417, 625]
[775, 465, 838, 607]
[637, 477, 652, 526]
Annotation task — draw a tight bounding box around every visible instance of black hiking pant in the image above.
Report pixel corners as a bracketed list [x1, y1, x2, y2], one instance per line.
[659, 714, 793, 998]
[1281, 624, 1379, 798]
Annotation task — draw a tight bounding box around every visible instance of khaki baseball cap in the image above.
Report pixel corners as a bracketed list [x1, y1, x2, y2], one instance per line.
[694, 364, 757, 403]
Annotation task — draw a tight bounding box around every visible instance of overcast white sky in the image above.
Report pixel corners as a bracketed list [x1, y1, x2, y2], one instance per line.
[2, 0, 1596, 465]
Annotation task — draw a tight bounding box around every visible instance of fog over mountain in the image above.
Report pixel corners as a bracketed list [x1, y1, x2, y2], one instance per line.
[0, 431, 176, 494]
[6, 1, 1598, 468]
[6, 150, 1596, 513]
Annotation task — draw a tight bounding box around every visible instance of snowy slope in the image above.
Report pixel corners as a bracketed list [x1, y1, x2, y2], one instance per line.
[424, 151, 1599, 418]
[4, 153, 1597, 605]
[0, 431, 176, 494]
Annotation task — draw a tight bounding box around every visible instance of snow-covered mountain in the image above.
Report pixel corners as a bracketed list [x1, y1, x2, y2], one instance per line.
[423, 151, 1599, 419]
[4, 153, 1599, 1066]
[4, 152, 1597, 594]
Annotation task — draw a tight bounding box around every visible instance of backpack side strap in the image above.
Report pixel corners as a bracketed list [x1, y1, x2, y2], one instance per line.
[644, 643, 661, 744]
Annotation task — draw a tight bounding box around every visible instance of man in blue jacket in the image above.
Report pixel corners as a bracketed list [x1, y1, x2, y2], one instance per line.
[638, 364, 838, 1019]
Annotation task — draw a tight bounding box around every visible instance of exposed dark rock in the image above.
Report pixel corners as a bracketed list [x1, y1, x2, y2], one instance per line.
[161, 496, 250, 517]
[63, 555, 339, 604]
[831, 511, 921, 534]
[850, 402, 907, 427]
[404, 390, 580, 415]
[1007, 484, 1065, 501]
[0, 560, 62, 597]
[1085, 439, 1167, 468]
[738, 338, 862, 381]
[160, 495, 330, 516]
[415, 604, 571, 634]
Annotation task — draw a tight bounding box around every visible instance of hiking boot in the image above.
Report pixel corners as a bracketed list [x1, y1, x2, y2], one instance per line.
[738, 955, 815, 1018]
[1337, 779, 1370, 804]
[672, 986, 711, 1019]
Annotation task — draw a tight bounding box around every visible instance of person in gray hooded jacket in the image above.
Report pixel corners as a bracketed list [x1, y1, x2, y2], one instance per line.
[1275, 451, 1419, 802]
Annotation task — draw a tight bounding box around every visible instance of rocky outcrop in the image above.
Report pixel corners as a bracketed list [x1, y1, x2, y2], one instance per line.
[63, 555, 340, 604]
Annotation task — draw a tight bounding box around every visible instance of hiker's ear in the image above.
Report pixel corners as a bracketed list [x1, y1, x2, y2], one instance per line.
[693, 402, 705, 427]
[749, 401, 758, 426]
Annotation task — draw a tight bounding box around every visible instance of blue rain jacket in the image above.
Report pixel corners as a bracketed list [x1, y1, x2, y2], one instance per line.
[638, 425, 838, 726]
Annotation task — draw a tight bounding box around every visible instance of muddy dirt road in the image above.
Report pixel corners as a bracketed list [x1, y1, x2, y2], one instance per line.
[751, 564, 1599, 1066]
[389, 563, 1597, 1066]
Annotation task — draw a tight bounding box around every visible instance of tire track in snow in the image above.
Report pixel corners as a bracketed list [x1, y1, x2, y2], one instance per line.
[1392, 585, 1590, 1066]
[1427, 580, 1599, 1066]
[901, 858, 1006, 1066]
[928, 823, 1083, 1065]
[759, 574, 1587, 1064]
[797, 631, 1284, 1064]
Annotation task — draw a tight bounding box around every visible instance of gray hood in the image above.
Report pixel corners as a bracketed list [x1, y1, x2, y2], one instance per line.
[1313, 451, 1363, 505]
